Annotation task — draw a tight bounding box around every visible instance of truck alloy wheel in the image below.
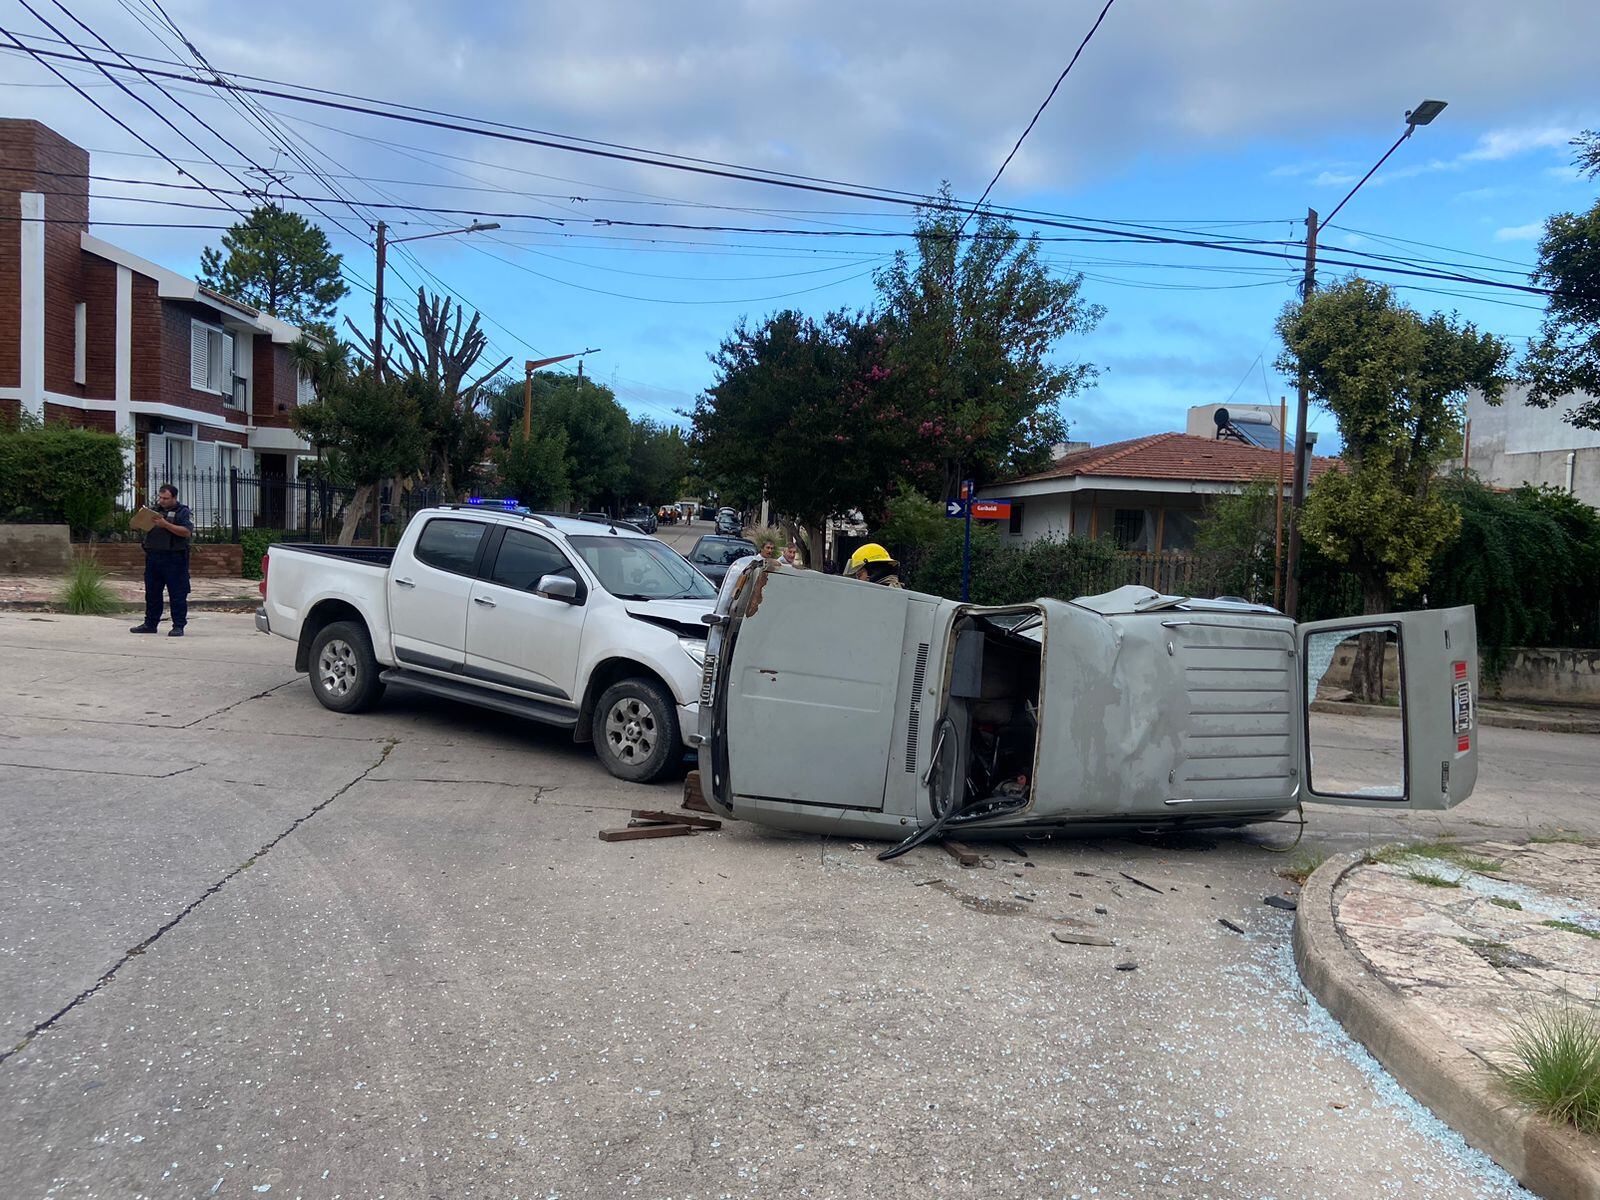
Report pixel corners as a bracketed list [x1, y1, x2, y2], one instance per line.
[319, 638, 360, 699]
[308, 619, 384, 714]
[592, 678, 679, 783]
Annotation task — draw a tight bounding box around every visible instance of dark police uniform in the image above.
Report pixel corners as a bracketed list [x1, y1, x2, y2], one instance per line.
[142, 502, 194, 630]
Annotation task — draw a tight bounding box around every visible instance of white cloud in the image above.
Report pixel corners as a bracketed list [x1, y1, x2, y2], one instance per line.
[1493, 222, 1546, 242]
[1461, 126, 1576, 162]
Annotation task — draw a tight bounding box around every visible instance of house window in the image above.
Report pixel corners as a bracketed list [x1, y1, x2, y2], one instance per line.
[295, 368, 315, 407]
[1008, 502, 1025, 536]
[1112, 508, 1149, 551]
[1161, 509, 1198, 552]
[189, 319, 232, 394]
[73, 303, 86, 385]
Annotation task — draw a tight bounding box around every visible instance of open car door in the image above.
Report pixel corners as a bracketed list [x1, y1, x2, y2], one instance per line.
[1298, 605, 1478, 810]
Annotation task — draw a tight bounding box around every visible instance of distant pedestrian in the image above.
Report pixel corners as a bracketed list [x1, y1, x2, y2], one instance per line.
[130, 483, 193, 637]
[759, 537, 779, 561]
[780, 542, 804, 569]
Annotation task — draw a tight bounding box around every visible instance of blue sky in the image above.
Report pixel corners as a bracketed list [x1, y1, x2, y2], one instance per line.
[4, 0, 1596, 455]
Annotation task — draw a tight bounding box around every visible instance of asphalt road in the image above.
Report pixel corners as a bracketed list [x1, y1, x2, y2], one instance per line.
[1, 612, 1595, 1198]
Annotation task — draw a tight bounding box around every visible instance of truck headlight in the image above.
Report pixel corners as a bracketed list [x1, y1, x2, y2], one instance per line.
[678, 636, 708, 667]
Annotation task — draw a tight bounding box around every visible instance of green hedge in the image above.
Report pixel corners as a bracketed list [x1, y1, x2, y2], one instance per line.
[240, 529, 292, 580]
[0, 425, 126, 524]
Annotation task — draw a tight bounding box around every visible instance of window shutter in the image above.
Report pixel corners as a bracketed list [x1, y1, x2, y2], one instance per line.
[208, 329, 226, 392]
[221, 332, 235, 393]
[190, 321, 209, 390]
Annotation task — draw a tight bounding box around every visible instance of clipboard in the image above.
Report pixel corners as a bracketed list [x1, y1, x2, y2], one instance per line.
[129, 506, 161, 533]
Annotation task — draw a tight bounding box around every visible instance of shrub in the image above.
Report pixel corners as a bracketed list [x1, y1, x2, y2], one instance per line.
[56, 560, 120, 615]
[0, 424, 126, 523]
[1498, 1007, 1600, 1134]
[240, 529, 291, 580]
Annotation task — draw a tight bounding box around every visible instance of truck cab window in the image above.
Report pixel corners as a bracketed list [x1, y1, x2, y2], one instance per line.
[414, 519, 486, 575]
[490, 529, 579, 594]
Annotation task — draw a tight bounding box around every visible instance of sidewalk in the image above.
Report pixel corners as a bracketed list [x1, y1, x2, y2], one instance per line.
[0, 573, 259, 610]
[1312, 696, 1600, 734]
[1296, 840, 1600, 1198]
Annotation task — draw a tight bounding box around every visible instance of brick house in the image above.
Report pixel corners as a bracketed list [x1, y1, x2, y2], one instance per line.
[0, 118, 313, 521]
[978, 431, 1338, 551]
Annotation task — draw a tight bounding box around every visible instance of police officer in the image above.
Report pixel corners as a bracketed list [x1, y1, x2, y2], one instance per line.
[130, 483, 194, 637]
[842, 542, 902, 588]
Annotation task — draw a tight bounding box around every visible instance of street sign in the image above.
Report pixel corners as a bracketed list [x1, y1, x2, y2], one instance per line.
[970, 499, 1012, 521]
[945, 499, 968, 518]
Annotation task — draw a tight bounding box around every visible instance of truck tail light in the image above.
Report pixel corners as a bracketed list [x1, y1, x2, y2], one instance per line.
[259, 552, 269, 598]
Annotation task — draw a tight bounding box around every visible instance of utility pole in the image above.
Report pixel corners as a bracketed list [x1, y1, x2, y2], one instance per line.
[1283, 207, 1318, 618]
[372, 220, 387, 379]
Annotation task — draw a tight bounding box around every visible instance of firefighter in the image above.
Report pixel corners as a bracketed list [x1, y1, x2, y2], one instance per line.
[843, 542, 902, 588]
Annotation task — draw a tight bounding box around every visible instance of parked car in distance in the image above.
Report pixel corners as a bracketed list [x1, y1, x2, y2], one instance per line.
[625, 505, 658, 534]
[687, 535, 757, 586]
[714, 510, 743, 536]
[257, 506, 718, 782]
[698, 503, 716, 521]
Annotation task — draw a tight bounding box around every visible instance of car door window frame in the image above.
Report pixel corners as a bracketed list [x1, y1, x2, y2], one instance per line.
[479, 524, 589, 603]
[412, 517, 493, 577]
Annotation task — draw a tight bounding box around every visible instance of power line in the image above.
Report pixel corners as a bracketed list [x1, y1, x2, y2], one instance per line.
[965, 0, 1116, 225]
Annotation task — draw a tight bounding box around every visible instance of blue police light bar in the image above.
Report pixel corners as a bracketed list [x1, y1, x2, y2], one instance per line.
[462, 497, 526, 512]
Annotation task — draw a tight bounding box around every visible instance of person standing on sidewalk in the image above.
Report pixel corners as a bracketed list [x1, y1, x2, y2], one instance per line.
[130, 483, 193, 637]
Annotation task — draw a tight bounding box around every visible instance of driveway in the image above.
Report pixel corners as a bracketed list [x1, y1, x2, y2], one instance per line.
[1, 613, 1595, 1198]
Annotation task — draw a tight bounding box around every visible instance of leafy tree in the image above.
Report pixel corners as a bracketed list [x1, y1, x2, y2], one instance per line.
[1523, 132, 1600, 424]
[495, 425, 571, 510]
[199, 203, 348, 328]
[626, 418, 689, 505]
[1428, 477, 1600, 669]
[875, 187, 1102, 498]
[1278, 278, 1511, 699]
[693, 308, 901, 565]
[1194, 476, 1282, 604]
[292, 367, 425, 544]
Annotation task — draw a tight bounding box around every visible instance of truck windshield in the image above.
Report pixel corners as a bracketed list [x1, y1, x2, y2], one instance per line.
[567, 535, 717, 601]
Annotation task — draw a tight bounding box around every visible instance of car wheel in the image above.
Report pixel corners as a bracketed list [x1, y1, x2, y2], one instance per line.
[309, 620, 385, 714]
[592, 677, 680, 783]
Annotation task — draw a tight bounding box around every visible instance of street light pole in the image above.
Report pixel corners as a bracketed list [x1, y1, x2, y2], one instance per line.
[1282, 99, 1446, 617]
[370, 220, 501, 379]
[521, 349, 602, 441]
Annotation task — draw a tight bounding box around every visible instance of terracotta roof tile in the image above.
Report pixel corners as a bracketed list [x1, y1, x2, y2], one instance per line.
[1006, 432, 1339, 485]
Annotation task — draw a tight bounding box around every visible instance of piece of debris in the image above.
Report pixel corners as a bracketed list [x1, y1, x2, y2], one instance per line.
[850, 842, 867, 851]
[941, 840, 982, 868]
[681, 771, 713, 813]
[1119, 872, 1164, 895]
[1263, 895, 1298, 911]
[913, 878, 940, 887]
[1217, 918, 1246, 934]
[1330, 1101, 1348, 1110]
[1004, 842, 1031, 859]
[631, 809, 722, 830]
[599, 825, 695, 842]
[1115, 961, 1138, 972]
[1094, 905, 1108, 915]
[1052, 930, 1115, 947]
[1012, 893, 1035, 903]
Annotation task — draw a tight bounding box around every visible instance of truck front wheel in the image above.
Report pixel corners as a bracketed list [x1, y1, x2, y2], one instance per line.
[309, 620, 385, 714]
[592, 678, 679, 783]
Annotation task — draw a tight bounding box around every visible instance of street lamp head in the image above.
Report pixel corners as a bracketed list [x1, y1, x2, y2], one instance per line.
[1406, 99, 1447, 127]
[467, 221, 501, 233]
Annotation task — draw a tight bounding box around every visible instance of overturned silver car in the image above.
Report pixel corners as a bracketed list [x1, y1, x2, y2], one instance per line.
[695, 560, 1478, 848]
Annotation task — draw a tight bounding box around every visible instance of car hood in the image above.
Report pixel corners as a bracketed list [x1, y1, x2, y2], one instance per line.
[622, 596, 716, 638]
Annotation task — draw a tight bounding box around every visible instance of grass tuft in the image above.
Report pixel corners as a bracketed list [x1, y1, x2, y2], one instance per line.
[1278, 847, 1329, 886]
[56, 560, 120, 616]
[1541, 919, 1600, 941]
[1406, 869, 1462, 888]
[1530, 832, 1590, 846]
[1488, 897, 1524, 911]
[1498, 1008, 1600, 1134]
[1366, 839, 1502, 874]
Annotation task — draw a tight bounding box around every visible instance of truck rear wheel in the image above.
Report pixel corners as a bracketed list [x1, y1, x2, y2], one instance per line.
[592, 677, 679, 783]
[309, 620, 385, 714]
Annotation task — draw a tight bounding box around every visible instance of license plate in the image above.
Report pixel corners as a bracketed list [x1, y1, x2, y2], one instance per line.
[1452, 678, 1473, 735]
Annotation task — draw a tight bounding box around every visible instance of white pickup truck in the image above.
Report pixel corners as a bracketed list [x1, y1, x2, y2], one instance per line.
[256, 506, 719, 782]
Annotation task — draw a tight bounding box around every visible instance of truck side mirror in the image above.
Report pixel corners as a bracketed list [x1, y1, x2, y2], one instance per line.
[535, 574, 581, 604]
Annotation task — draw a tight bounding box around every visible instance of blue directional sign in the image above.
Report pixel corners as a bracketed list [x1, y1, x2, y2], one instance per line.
[946, 498, 968, 518]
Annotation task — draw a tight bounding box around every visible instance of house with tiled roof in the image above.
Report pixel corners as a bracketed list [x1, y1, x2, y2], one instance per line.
[978, 432, 1339, 552]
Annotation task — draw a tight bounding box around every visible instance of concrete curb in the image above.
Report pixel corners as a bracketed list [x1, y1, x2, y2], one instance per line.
[1309, 699, 1600, 735]
[0, 598, 258, 613]
[1294, 852, 1600, 1200]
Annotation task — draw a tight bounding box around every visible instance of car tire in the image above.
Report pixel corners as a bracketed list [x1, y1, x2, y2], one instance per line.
[309, 620, 385, 714]
[592, 677, 680, 783]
